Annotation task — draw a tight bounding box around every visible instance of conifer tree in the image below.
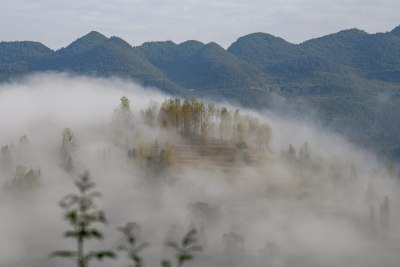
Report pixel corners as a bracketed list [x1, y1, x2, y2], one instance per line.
[50, 171, 115, 267]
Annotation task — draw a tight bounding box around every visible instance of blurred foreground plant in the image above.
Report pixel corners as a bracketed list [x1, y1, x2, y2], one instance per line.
[162, 228, 203, 267]
[117, 222, 150, 267]
[50, 170, 116, 267]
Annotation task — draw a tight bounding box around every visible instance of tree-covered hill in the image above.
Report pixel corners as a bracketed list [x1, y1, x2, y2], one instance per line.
[34, 31, 186, 95]
[300, 28, 400, 82]
[1, 26, 400, 158]
[0, 41, 53, 63]
[139, 40, 266, 92]
[0, 41, 53, 81]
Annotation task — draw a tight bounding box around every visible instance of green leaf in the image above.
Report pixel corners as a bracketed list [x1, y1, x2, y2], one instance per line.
[64, 210, 78, 224]
[85, 250, 116, 261]
[179, 253, 193, 262]
[130, 254, 142, 265]
[60, 194, 79, 208]
[87, 228, 104, 239]
[64, 230, 79, 238]
[182, 229, 197, 247]
[161, 260, 172, 267]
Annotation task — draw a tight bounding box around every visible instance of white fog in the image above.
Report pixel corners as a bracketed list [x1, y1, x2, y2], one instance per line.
[0, 73, 399, 267]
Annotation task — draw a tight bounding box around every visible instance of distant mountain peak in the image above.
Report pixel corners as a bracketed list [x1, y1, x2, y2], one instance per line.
[336, 28, 369, 36]
[85, 31, 107, 38]
[203, 42, 224, 49]
[234, 32, 289, 44]
[59, 31, 107, 54]
[391, 25, 400, 36]
[140, 40, 177, 49]
[177, 40, 205, 54]
[178, 40, 204, 48]
[227, 31, 299, 65]
[74, 31, 108, 45]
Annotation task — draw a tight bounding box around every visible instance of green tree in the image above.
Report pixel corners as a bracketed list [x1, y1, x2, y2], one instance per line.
[255, 123, 272, 151]
[219, 107, 231, 141]
[117, 222, 149, 267]
[120, 96, 131, 113]
[113, 96, 134, 147]
[182, 99, 193, 137]
[50, 171, 116, 267]
[61, 127, 75, 153]
[162, 229, 203, 267]
[141, 100, 158, 126]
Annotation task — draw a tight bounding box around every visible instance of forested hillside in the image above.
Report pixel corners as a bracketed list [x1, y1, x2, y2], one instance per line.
[1, 26, 400, 158]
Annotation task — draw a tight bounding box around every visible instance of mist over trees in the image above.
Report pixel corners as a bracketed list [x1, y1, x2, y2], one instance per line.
[0, 74, 400, 267]
[2, 26, 400, 160]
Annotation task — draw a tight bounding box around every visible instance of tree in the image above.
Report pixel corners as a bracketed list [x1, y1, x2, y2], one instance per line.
[219, 107, 231, 141]
[117, 222, 149, 267]
[50, 171, 116, 267]
[182, 99, 193, 137]
[159, 98, 182, 131]
[19, 135, 29, 145]
[379, 196, 390, 232]
[255, 123, 272, 151]
[120, 96, 131, 113]
[1, 144, 12, 171]
[60, 127, 76, 171]
[141, 100, 158, 126]
[162, 228, 203, 267]
[287, 144, 296, 161]
[159, 147, 174, 170]
[190, 97, 205, 137]
[61, 127, 75, 153]
[113, 96, 134, 147]
[11, 165, 41, 191]
[299, 142, 311, 163]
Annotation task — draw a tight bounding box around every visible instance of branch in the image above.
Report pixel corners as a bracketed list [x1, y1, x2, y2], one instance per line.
[49, 250, 77, 258]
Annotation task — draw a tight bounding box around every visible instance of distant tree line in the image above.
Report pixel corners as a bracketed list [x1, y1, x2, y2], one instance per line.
[142, 97, 272, 151]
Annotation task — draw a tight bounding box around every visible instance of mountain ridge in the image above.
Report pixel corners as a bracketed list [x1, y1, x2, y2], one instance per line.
[1, 26, 400, 159]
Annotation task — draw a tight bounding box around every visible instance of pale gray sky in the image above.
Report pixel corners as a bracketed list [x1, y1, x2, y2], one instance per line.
[1, 0, 399, 49]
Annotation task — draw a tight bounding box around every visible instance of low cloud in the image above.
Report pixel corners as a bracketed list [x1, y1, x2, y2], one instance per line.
[0, 73, 399, 267]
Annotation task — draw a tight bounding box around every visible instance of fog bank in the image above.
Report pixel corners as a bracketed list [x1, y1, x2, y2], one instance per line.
[0, 73, 400, 267]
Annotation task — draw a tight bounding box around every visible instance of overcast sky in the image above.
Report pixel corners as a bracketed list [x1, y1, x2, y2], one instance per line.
[1, 0, 399, 49]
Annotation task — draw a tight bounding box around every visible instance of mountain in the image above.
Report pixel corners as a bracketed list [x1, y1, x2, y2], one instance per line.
[300, 28, 400, 82]
[0, 41, 53, 80]
[228, 32, 303, 67]
[392, 25, 400, 36]
[35, 32, 185, 95]
[1, 27, 400, 158]
[56, 31, 108, 56]
[139, 40, 267, 100]
[0, 41, 53, 63]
